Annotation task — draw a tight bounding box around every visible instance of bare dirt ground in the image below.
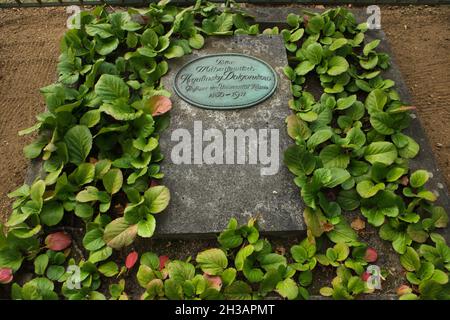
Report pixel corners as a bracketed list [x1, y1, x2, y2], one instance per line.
[0, 5, 449, 221]
[0, 8, 66, 221]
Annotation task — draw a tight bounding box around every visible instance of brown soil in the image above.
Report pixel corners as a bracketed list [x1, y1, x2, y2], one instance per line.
[0, 8, 67, 222]
[0, 6, 449, 218]
[381, 5, 450, 184]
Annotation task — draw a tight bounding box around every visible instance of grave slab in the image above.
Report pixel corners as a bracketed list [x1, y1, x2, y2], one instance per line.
[156, 35, 306, 238]
[22, 8, 449, 243]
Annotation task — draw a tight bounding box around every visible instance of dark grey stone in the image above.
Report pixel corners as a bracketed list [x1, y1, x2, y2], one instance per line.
[156, 35, 306, 238]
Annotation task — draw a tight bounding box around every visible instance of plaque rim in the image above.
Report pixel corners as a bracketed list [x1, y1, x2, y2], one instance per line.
[173, 53, 278, 110]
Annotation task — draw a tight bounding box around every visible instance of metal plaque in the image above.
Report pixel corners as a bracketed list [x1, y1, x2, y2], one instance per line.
[174, 53, 278, 110]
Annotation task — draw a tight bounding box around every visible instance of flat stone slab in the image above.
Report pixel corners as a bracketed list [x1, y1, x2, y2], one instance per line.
[156, 35, 306, 237]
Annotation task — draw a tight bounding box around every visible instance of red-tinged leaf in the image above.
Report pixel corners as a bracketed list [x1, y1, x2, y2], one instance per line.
[147, 96, 172, 117]
[396, 285, 412, 296]
[361, 271, 370, 282]
[303, 15, 310, 27]
[364, 247, 378, 263]
[0, 268, 13, 284]
[203, 273, 222, 291]
[159, 255, 169, 270]
[150, 180, 159, 188]
[126, 251, 139, 269]
[45, 232, 72, 251]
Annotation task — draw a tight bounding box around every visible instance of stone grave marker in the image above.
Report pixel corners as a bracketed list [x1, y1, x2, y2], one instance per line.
[156, 35, 306, 237]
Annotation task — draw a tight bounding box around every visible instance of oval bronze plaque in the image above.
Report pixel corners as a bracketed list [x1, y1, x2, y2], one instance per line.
[174, 53, 277, 110]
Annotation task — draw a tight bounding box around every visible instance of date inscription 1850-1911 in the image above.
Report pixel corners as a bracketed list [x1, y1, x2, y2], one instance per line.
[174, 53, 277, 110]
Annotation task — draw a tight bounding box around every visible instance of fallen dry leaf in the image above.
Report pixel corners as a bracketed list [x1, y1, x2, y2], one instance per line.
[351, 217, 366, 231]
[322, 222, 334, 232]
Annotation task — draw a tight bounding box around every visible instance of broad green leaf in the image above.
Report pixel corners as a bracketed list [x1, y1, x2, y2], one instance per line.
[363, 39, 380, 56]
[80, 110, 101, 128]
[260, 269, 282, 295]
[69, 163, 95, 186]
[307, 128, 333, 150]
[188, 33, 204, 49]
[304, 42, 323, 65]
[86, 24, 113, 38]
[103, 169, 123, 194]
[276, 278, 298, 300]
[319, 145, 350, 168]
[103, 218, 138, 250]
[196, 248, 228, 276]
[140, 252, 160, 270]
[95, 74, 129, 102]
[398, 135, 419, 159]
[137, 214, 156, 238]
[141, 29, 158, 48]
[34, 254, 49, 275]
[306, 15, 324, 34]
[365, 89, 387, 114]
[64, 125, 92, 165]
[259, 253, 287, 272]
[46, 265, 65, 281]
[223, 281, 252, 300]
[336, 95, 356, 110]
[95, 37, 119, 56]
[286, 114, 311, 140]
[370, 112, 396, 135]
[295, 60, 315, 76]
[284, 145, 315, 176]
[89, 246, 113, 264]
[144, 186, 170, 214]
[83, 228, 105, 251]
[334, 243, 350, 261]
[100, 99, 142, 121]
[40, 201, 64, 226]
[356, 180, 385, 198]
[164, 45, 184, 59]
[364, 142, 397, 165]
[235, 245, 254, 271]
[410, 170, 429, 188]
[400, 247, 421, 272]
[327, 56, 349, 76]
[167, 260, 195, 282]
[98, 261, 119, 277]
[324, 168, 351, 188]
[0, 248, 23, 271]
[327, 220, 360, 246]
[330, 38, 348, 51]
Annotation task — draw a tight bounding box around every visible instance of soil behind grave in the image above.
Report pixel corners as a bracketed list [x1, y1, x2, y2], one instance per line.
[0, 5, 449, 221]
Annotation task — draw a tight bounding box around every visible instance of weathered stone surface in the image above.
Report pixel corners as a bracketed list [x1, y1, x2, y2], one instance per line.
[156, 35, 306, 237]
